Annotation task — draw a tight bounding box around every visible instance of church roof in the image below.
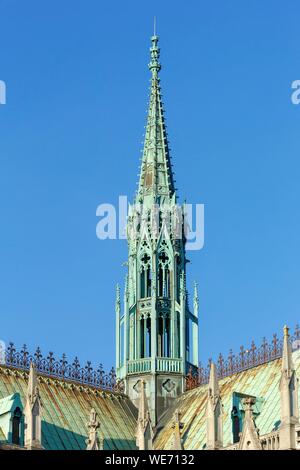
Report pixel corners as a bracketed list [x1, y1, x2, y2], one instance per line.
[0, 365, 137, 450]
[154, 350, 300, 449]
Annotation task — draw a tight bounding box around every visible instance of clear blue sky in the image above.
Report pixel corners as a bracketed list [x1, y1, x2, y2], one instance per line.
[0, 0, 299, 371]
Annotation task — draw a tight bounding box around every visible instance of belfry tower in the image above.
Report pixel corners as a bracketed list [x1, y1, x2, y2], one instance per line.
[116, 34, 199, 425]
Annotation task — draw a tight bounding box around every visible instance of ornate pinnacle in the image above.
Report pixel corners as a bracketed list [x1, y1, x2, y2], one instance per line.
[115, 284, 121, 312]
[171, 410, 184, 450]
[86, 408, 102, 450]
[283, 324, 289, 337]
[193, 281, 199, 317]
[27, 361, 40, 405]
[180, 272, 186, 298]
[243, 396, 256, 411]
[281, 323, 294, 377]
[208, 361, 219, 400]
[148, 35, 161, 77]
[124, 274, 129, 301]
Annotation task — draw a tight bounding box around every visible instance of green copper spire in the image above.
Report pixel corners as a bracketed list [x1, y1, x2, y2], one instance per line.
[148, 35, 161, 77]
[137, 35, 175, 203]
[117, 33, 199, 426]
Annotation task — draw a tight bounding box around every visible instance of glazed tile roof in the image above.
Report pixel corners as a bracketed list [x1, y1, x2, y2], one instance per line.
[154, 350, 300, 450]
[0, 365, 137, 450]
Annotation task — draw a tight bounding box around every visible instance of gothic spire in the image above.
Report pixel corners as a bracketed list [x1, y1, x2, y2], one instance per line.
[137, 34, 175, 203]
[118, 32, 196, 428]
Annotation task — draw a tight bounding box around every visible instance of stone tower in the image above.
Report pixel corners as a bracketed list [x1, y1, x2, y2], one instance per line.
[116, 34, 199, 425]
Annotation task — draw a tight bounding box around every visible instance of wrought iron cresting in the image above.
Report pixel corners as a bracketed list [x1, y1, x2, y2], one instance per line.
[186, 325, 300, 390]
[4, 343, 119, 391]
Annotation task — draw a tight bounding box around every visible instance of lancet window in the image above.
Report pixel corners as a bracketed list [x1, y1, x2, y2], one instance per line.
[140, 314, 151, 358]
[157, 251, 171, 298]
[12, 407, 22, 445]
[157, 313, 170, 357]
[140, 252, 151, 299]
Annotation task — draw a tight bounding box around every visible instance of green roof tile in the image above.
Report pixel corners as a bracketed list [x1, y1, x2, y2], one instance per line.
[155, 351, 300, 449]
[0, 366, 137, 450]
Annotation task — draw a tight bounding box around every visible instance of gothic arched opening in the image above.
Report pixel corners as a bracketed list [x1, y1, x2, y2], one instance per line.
[140, 253, 151, 299]
[12, 407, 22, 445]
[157, 251, 171, 298]
[140, 316, 151, 358]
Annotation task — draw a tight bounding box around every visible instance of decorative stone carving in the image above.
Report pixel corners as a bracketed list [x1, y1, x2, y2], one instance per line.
[136, 380, 154, 450]
[238, 397, 262, 450]
[206, 362, 223, 449]
[171, 410, 184, 450]
[86, 408, 103, 450]
[162, 378, 176, 394]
